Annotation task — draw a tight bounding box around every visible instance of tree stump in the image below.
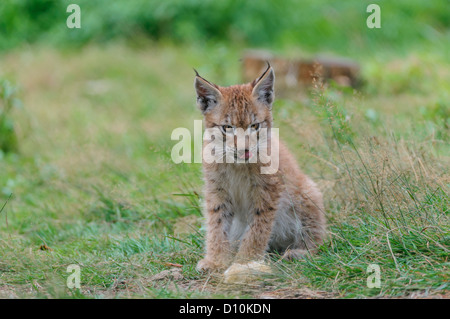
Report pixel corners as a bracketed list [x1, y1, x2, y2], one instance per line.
[242, 50, 361, 97]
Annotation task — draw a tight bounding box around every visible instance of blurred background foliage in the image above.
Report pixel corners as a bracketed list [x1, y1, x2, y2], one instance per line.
[0, 0, 448, 54]
[0, 79, 20, 154]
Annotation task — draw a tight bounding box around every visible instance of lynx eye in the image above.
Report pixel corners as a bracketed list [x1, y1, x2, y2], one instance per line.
[250, 123, 260, 131]
[220, 125, 234, 134]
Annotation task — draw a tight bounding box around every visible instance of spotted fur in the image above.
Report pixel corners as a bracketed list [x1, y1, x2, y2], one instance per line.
[194, 65, 327, 272]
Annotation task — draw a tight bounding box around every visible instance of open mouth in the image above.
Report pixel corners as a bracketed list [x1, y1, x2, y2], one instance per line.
[234, 150, 252, 161]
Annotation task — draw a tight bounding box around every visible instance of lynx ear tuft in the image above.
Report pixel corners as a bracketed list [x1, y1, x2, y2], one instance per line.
[252, 63, 275, 108]
[194, 72, 222, 113]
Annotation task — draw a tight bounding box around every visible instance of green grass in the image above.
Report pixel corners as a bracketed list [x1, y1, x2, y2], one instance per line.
[0, 40, 448, 298]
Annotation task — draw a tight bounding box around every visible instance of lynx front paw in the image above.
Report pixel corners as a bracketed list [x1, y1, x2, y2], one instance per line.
[196, 258, 223, 273]
[282, 249, 310, 261]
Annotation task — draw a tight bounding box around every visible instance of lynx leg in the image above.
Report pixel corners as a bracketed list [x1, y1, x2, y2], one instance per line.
[196, 202, 234, 272]
[235, 207, 276, 263]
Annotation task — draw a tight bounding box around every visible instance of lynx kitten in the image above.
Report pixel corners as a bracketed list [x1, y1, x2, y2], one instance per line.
[194, 64, 326, 272]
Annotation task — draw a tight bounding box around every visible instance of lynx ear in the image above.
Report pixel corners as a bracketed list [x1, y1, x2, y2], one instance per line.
[252, 64, 275, 108]
[194, 70, 222, 113]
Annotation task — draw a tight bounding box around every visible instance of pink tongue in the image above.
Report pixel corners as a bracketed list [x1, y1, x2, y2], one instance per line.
[239, 151, 252, 160]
